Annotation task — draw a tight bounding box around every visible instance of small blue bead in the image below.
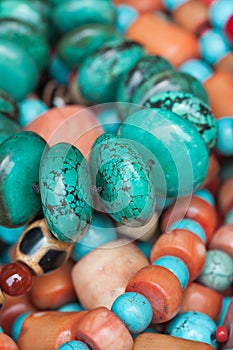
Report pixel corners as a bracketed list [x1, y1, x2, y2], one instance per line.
[194, 189, 215, 206]
[216, 117, 233, 156]
[71, 213, 117, 261]
[169, 218, 206, 243]
[209, 0, 233, 29]
[111, 292, 153, 334]
[19, 99, 48, 127]
[225, 208, 233, 224]
[58, 302, 84, 312]
[179, 59, 213, 83]
[199, 29, 231, 65]
[116, 5, 138, 33]
[162, 0, 188, 11]
[166, 311, 217, 348]
[97, 108, 121, 134]
[12, 312, 31, 342]
[136, 241, 152, 260]
[218, 297, 231, 325]
[0, 327, 3, 333]
[49, 55, 71, 85]
[0, 225, 26, 245]
[153, 255, 189, 290]
[58, 340, 89, 350]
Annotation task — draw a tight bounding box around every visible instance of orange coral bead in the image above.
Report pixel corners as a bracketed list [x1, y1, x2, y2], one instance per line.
[0, 333, 19, 350]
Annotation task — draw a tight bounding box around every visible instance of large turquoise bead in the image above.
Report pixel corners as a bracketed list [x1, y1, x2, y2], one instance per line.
[89, 133, 156, 226]
[58, 24, 121, 68]
[78, 38, 145, 103]
[0, 40, 39, 101]
[144, 91, 217, 152]
[119, 108, 209, 197]
[0, 88, 19, 122]
[0, 131, 46, 227]
[52, 0, 116, 33]
[0, 113, 20, 145]
[40, 142, 93, 243]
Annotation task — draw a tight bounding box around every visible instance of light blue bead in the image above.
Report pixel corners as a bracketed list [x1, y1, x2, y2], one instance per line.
[58, 302, 84, 312]
[97, 108, 121, 134]
[12, 312, 31, 342]
[218, 297, 231, 325]
[199, 29, 231, 65]
[58, 340, 89, 350]
[136, 241, 152, 260]
[49, 55, 71, 85]
[209, 0, 233, 29]
[194, 189, 215, 206]
[216, 117, 233, 156]
[198, 249, 233, 292]
[153, 255, 189, 290]
[169, 218, 206, 243]
[162, 0, 188, 10]
[111, 292, 153, 334]
[116, 5, 138, 33]
[179, 59, 213, 83]
[225, 208, 233, 224]
[0, 225, 25, 245]
[71, 213, 117, 261]
[19, 99, 48, 127]
[166, 311, 217, 348]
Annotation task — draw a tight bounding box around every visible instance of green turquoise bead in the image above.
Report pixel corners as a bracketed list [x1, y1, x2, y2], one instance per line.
[52, 0, 116, 33]
[130, 70, 209, 106]
[78, 38, 145, 103]
[40, 142, 93, 243]
[144, 91, 217, 152]
[89, 134, 156, 226]
[0, 131, 46, 227]
[58, 24, 121, 68]
[0, 88, 19, 122]
[0, 19, 49, 70]
[0, 113, 21, 145]
[119, 108, 209, 197]
[0, 39, 39, 101]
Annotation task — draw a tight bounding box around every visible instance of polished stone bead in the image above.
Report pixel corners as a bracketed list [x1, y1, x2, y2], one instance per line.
[19, 98, 48, 128]
[40, 142, 93, 242]
[0, 131, 46, 227]
[58, 341, 89, 350]
[0, 88, 19, 122]
[216, 117, 233, 156]
[0, 113, 20, 145]
[169, 218, 206, 243]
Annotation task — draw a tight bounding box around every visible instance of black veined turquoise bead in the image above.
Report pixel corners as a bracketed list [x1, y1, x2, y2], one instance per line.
[40, 142, 93, 243]
[89, 133, 156, 226]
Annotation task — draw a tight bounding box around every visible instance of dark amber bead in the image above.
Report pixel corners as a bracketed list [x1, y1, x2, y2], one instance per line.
[0, 262, 33, 297]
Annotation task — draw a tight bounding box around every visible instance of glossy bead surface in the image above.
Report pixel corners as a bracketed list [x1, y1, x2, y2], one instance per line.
[198, 249, 233, 292]
[40, 142, 93, 242]
[216, 117, 233, 156]
[111, 292, 153, 333]
[58, 341, 89, 350]
[0, 262, 33, 297]
[0, 132, 46, 227]
[169, 218, 206, 243]
[144, 91, 217, 152]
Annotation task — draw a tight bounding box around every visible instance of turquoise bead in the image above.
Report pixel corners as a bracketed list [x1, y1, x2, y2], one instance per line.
[0, 225, 25, 245]
[0, 327, 3, 333]
[52, 0, 116, 34]
[198, 249, 233, 292]
[58, 341, 89, 350]
[144, 91, 217, 152]
[163, 0, 188, 10]
[169, 218, 206, 243]
[58, 24, 121, 68]
[116, 5, 138, 33]
[0, 113, 20, 145]
[48, 55, 72, 85]
[216, 117, 233, 156]
[153, 255, 189, 290]
[40, 142, 93, 243]
[90, 133, 156, 226]
[166, 311, 217, 348]
[179, 59, 213, 83]
[194, 189, 215, 206]
[12, 312, 31, 342]
[78, 38, 145, 104]
[218, 297, 231, 325]
[111, 292, 153, 334]
[0, 40, 39, 101]
[136, 241, 152, 260]
[19, 99, 48, 127]
[71, 213, 117, 260]
[97, 108, 121, 134]
[0, 88, 19, 122]
[58, 302, 84, 312]
[209, 0, 233, 29]
[0, 131, 46, 227]
[119, 108, 209, 197]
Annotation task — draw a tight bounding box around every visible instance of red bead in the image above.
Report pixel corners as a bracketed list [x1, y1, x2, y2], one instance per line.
[225, 15, 233, 45]
[216, 326, 228, 343]
[0, 262, 33, 296]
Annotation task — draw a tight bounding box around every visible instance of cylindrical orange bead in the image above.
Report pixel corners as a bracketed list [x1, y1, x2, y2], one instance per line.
[218, 178, 233, 216]
[180, 282, 222, 322]
[133, 333, 215, 350]
[0, 333, 19, 350]
[127, 14, 200, 66]
[150, 230, 206, 281]
[29, 260, 77, 310]
[76, 307, 133, 350]
[113, 0, 164, 12]
[209, 225, 233, 259]
[17, 311, 87, 350]
[126, 265, 183, 323]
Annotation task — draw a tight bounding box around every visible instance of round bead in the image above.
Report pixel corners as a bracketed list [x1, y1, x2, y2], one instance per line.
[116, 5, 138, 33]
[0, 262, 33, 296]
[216, 326, 228, 343]
[12, 312, 30, 342]
[198, 249, 233, 292]
[0, 131, 46, 227]
[111, 292, 153, 334]
[179, 59, 213, 82]
[19, 99, 48, 128]
[40, 142, 93, 243]
[58, 341, 89, 350]
[209, 0, 233, 29]
[153, 255, 189, 290]
[216, 117, 233, 156]
[169, 218, 206, 243]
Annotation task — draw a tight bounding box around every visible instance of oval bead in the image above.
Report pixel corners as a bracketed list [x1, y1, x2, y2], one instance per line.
[0, 131, 46, 227]
[40, 142, 93, 243]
